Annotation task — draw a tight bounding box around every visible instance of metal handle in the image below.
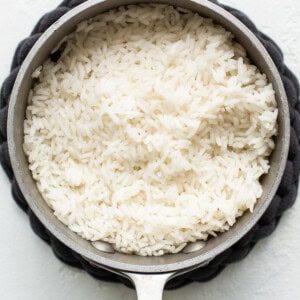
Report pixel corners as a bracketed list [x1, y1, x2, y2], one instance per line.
[86, 254, 213, 300]
[124, 272, 175, 300]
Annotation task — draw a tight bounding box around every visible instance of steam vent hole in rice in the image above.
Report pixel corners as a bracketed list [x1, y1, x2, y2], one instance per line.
[23, 4, 278, 256]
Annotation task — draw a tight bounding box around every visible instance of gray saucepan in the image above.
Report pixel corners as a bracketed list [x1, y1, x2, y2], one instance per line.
[7, 0, 290, 299]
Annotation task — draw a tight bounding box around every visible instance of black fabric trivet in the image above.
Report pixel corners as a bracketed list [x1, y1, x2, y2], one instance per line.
[1, 0, 300, 290]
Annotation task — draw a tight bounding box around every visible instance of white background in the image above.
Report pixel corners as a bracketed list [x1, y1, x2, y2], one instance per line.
[0, 0, 300, 299]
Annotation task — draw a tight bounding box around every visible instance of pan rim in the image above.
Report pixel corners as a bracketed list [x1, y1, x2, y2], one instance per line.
[7, 0, 290, 273]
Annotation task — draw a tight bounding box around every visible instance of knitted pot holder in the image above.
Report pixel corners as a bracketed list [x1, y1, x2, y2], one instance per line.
[0, 0, 299, 290]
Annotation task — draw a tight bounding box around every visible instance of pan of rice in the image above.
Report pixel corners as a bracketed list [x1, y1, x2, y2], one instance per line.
[7, 0, 290, 298]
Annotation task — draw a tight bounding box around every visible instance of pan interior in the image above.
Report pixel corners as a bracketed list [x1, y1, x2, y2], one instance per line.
[8, 0, 289, 273]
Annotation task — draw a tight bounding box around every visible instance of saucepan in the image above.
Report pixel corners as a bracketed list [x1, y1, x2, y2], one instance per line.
[7, 0, 290, 299]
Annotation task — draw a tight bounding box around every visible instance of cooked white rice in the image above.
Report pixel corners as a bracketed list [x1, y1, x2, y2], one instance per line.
[23, 4, 278, 256]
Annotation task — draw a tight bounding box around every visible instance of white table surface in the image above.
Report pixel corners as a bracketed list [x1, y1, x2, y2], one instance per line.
[1, 0, 300, 299]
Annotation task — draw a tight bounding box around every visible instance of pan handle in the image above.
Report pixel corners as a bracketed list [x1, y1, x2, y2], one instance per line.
[124, 272, 175, 300]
